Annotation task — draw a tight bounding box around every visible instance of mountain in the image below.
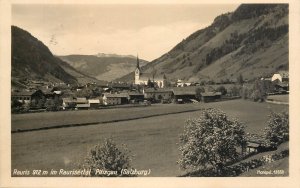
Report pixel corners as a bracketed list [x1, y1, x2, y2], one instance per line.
[58, 54, 148, 82]
[117, 4, 288, 83]
[11, 26, 101, 88]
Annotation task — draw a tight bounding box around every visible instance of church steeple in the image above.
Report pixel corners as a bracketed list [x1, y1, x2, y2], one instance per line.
[136, 54, 140, 69]
[135, 54, 140, 85]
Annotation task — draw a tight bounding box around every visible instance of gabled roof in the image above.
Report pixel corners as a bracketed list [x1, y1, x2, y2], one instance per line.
[128, 92, 144, 96]
[144, 88, 173, 93]
[76, 97, 87, 103]
[201, 92, 222, 97]
[62, 98, 76, 103]
[139, 73, 166, 81]
[88, 99, 100, 103]
[103, 93, 129, 98]
[172, 87, 196, 96]
[76, 104, 90, 108]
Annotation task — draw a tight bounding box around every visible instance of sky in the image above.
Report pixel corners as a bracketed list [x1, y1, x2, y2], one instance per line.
[12, 4, 239, 61]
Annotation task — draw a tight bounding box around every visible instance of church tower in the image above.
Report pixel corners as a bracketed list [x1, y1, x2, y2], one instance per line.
[135, 55, 140, 84]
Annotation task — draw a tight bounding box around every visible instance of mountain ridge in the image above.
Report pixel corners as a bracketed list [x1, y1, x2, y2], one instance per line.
[11, 26, 102, 88]
[116, 4, 288, 83]
[58, 54, 148, 82]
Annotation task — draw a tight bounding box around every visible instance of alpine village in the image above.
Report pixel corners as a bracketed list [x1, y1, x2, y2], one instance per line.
[11, 4, 289, 177]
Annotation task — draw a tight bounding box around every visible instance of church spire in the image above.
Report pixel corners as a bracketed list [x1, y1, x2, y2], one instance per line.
[136, 54, 140, 69]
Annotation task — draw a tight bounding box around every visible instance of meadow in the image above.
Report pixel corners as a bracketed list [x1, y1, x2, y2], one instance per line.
[11, 100, 288, 177]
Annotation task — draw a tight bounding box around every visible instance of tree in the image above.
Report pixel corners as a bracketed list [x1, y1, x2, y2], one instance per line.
[237, 74, 244, 85]
[264, 111, 289, 146]
[228, 85, 241, 97]
[195, 87, 205, 101]
[11, 99, 23, 108]
[147, 79, 155, 88]
[82, 138, 134, 177]
[178, 108, 245, 174]
[241, 86, 249, 99]
[252, 79, 267, 102]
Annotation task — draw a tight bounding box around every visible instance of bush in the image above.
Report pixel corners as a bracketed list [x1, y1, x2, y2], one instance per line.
[178, 108, 245, 174]
[264, 111, 289, 145]
[82, 138, 134, 177]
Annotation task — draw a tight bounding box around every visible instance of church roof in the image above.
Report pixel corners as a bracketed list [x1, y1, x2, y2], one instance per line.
[139, 73, 166, 81]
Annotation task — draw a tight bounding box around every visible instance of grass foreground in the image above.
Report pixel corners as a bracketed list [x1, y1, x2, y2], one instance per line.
[11, 100, 288, 177]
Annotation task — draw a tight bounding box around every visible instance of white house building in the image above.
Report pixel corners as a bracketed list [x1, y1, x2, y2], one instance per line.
[271, 71, 289, 82]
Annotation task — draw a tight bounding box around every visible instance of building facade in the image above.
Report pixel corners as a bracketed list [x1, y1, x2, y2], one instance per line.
[134, 56, 166, 88]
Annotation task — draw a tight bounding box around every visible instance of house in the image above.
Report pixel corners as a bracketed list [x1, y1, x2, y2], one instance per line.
[11, 90, 44, 104]
[62, 98, 76, 110]
[102, 93, 129, 105]
[245, 134, 277, 153]
[134, 56, 166, 88]
[88, 99, 101, 109]
[176, 79, 192, 87]
[128, 92, 145, 103]
[271, 71, 289, 82]
[76, 103, 90, 110]
[143, 88, 173, 102]
[201, 92, 222, 103]
[75, 97, 89, 109]
[76, 97, 88, 104]
[172, 88, 197, 103]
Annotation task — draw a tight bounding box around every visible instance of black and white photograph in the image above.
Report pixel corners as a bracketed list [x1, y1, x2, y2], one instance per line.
[0, 0, 300, 187]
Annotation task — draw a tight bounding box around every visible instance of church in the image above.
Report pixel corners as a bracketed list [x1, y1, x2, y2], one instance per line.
[134, 56, 166, 88]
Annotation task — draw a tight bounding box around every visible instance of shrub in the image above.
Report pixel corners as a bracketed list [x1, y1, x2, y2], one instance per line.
[178, 108, 245, 174]
[195, 87, 205, 100]
[264, 111, 289, 145]
[82, 138, 134, 177]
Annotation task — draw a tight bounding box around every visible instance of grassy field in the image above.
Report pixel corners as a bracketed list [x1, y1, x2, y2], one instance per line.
[267, 94, 289, 103]
[12, 103, 207, 132]
[11, 100, 288, 177]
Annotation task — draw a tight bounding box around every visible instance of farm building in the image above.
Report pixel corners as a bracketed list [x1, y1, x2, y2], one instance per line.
[76, 103, 90, 110]
[88, 99, 101, 109]
[128, 92, 145, 103]
[11, 90, 44, 104]
[172, 87, 197, 103]
[143, 88, 173, 102]
[76, 97, 88, 104]
[245, 134, 277, 153]
[201, 92, 222, 103]
[62, 98, 76, 109]
[102, 93, 129, 105]
[75, 97, 89, 109]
